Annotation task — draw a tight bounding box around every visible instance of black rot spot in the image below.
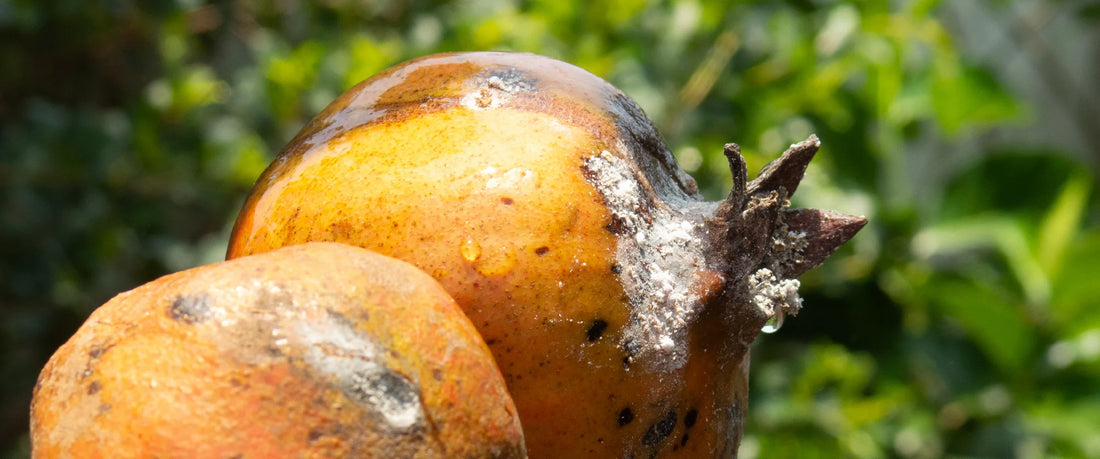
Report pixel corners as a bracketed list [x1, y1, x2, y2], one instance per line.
[610, 264, 623, 274]
[641, 411, 677, 447]
[586, 319, 609, 342]
[684, 408, 698, 428]
[617, 407, 634, 426]
[680, 434, 689, 447]
[534, 246, 550, 256]
[169, 294, 212, 325]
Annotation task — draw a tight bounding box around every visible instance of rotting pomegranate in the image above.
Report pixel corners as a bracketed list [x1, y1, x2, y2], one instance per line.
[226, 51, 866, 457]
[31, 242, 525, 458]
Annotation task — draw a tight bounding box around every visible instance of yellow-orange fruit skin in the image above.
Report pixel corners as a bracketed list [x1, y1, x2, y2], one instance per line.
[31, 242, 524, 458]
[227, 52, 744, 457]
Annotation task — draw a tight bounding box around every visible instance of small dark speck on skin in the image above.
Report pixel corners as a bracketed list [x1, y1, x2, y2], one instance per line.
[534, 246, 550, 256]
[604, 218, 626, 235]
[586, 319, 609, 342]
[618, 407, 634, 426]
[432, 369, 443, 381]
[87, 381, 101, 395]
[88, 343, 111, 359]
[501, 197, 515, 205]
[684, 408, 698, 428]
[680, 434, 689, 447]
[610, 264, 623, 274]
[308, 429, 323, 442]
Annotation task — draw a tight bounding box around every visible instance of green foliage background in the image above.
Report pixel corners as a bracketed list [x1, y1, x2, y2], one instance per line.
[3, 0, 1098, 456]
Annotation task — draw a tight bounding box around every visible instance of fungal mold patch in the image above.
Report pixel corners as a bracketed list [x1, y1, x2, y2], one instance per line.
[746, 268, 802, 320]
[297, 310, 425, 432]
[584, 150, 710, 371]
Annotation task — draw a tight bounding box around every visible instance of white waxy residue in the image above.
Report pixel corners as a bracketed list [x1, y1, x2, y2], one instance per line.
[584, 150, 709, 370]
[297, 312, 424, 431]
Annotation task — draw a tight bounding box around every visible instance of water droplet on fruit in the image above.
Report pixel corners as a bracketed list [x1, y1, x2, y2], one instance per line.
[460, 237, 482, 262]
[761, 309, 785, 334]
[474, 244, 517, 277]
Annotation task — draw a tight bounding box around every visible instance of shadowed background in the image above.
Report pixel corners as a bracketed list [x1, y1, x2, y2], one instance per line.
[2, 0, 1099, 457]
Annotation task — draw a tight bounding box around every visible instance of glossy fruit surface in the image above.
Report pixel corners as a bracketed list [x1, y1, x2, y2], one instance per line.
[31, 242, 524, 458]
[227, 52, 864, 457]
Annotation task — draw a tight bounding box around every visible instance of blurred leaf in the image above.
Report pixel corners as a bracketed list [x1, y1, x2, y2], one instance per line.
[1049, 230, 1100, 330]
[1079, 3, 1100, 22]
[344, 35, 402, 89]
[931, 64, 1022, 134]
[924, 275, 1036, 372]
[265, 40, 325, 121]
[940, 151, 1088, 221]
[1026, 395, 1100, 457]
[1036, 171, 1091, 278]
[913, 216, 1049, 304]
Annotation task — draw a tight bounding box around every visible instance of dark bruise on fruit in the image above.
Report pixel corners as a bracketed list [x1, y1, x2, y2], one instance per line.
[169, 293, 212, 325]
[641, 411, 677, 447]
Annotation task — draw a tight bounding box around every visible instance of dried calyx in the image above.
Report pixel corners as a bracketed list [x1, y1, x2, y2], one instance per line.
[589, 133, 866, 371]
[709, 135, 866, 339]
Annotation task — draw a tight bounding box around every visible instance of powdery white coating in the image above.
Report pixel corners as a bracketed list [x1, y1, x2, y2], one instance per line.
[771, 226, 810, 276]
[584, 150, 709, 370]
[774, 229, 809, 257]
[747, 268, 802, 318]
[296, 311, 425, 431]
[461, 70, 535, 110]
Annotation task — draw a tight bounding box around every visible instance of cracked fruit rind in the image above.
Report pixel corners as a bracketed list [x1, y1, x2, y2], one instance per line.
[226, 51, 865, 457]
[31, 242, 525, 458]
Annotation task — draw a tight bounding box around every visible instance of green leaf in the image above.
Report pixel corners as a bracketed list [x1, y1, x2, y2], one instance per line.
[1025, 395, 1100, 457]
[1036, 172, 1091, 278]
[931, 63, 1023, 135]
[913, 216, 1049, 305]
[924, 275, 1036, 372]
[1050, 230, 1100, 330]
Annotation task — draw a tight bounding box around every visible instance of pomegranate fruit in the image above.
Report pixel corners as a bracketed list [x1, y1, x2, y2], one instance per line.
[31, 242, 524, 458]
[227, 52, 865, 457]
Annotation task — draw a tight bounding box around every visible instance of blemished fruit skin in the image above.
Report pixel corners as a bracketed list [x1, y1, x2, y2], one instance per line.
[30, 242, 525, 458]
[227, 52, 865, 457]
